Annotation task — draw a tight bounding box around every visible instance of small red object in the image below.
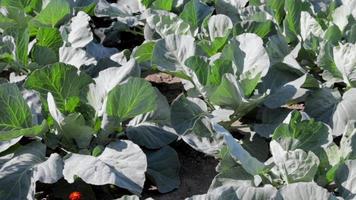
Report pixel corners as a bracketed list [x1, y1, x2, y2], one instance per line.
[69, 191, 82, 200]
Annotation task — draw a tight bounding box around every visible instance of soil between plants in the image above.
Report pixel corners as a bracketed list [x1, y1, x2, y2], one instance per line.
[143, 73, 219, 200]
[142, 141, 218, 200]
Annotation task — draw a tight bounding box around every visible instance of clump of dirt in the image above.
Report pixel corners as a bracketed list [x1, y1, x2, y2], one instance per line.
[145, 73, 184, 103]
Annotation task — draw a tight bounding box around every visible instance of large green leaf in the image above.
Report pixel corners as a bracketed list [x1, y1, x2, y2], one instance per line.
[223, 33, 270, 81]
[335, 160, 356, 199]
[188, 185, 277, 200]
[272, 111, 332, 153]
[0, 121, 48, 141]
[0, 0, 41, 13]
[15, 27, 29, 66]
[275, 182, 337, 200]
[208, 73, 265, 117]
[0, 83, 31, 130]
[36, 27, 63, 49]
[59, 46, 97, 69]
[317, 42, 343, 83]
[133, 41, 155, 64]
[260, 63, 306, 109]
[215, 0, 248, 22]
[283, 0, 302, 42]
[25, 62, 93, 112]
[305, 88, 356, 136]
[126, 90, 177, 149]
[299, 11, 323, 41]
[152, 0, 173, 11]
[0, 138, 21, 153]
[171, 95, 208, 136]
[198, 14, 232, 56]
[0, 142, 63, 200]
[106, 77, 157, 122]
[340, 121, 356, 160]
[67, 11, 93, 48]
[206, 14, 233, 41]
[208, 73, 244, 108]
[270, 141, 320, 183]
[0, 83, 48, 141]
[180, 0, 214, 29]
[87, 59, 140, 116]
[47, 93, 94, 150]
[147, 11, 192, 38]
[215, 123, 265, 176]
[147, 146, 180, 193]
[152, 34, 195, 76]
[63, 140, 147, 194]
[34, 0, 70, 27]
[171, 96, 224, 156]
[333, 43, 356, 87]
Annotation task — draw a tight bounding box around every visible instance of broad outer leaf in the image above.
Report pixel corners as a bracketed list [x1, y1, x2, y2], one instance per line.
[208, 74, 265, 117]
[25, 63, 93, 112]
[126, 123, 177, 149]
[304, 88, 340, 125]
[188, 185, 277, 200]
[147, 11, 192, 38]
[260, 62, 306, 109]
[223, 33, 270, 81]
[106, 77, 157, 122]
[215, 123, 265, 176]
[152, 34, 195, 76]
[171, 95, 208, 136]
[35, 0, 70, 27]
[305, 88, 356, 136]
[126, 90, 177, 149]
[182, 117, 225, 156]
[116, 195, 140, 200]
[215, 0, 248, 22]
[147, 146, 180, 193]
[180, 0, 214, 29]
[272, 111, 331, 153]
[275, 182, 337, 200]
[270, 141, 320, 183]
[0, 138, 21, 153]
[0, 142, 63, 200]
[335, 160, 356, 199]
[0, 83, 48, 141]
[340, 121, 356, 159]
[59, 46, 97, 69]
[68, 11, 93, 48]
[300, 11, 323, 41]
[87, 59, 139, 116]
[207, 14, 233, 41]
[48, 92, 94, 150]
[0, 83, 31, 131]
[333, 43, 356, 87]
[63, 140, 147, 194]
[36, 27, 63, 49]
[171, 95, 224, 156]
[253, 107, 290, 138]
[208, 73, 244, 109]
[95, 0, 143, 17]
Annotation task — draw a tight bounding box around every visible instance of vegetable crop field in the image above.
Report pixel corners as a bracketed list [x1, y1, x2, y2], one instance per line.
[0, 0, 356, 199]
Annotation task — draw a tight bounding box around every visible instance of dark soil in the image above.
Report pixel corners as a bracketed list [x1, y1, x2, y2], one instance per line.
[143, 142, 218, 200]
[143, 73, 218, 199]
[145, 73, 183, 103]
